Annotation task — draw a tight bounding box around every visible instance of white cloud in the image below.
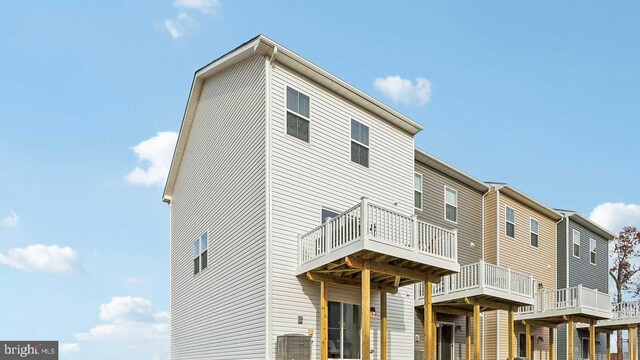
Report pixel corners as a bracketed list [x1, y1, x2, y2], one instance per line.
[0, 244, 81, 273]
[125, 131, 178, 186]
[75, 297, 168, 359]
[589, 202, 640, 234]
[60, 343, 80, 355]
[374, 75, 432, 106]
[173, 0, 220, 14]
[163, 13, 196, 40]
[0, 210, 19, 228]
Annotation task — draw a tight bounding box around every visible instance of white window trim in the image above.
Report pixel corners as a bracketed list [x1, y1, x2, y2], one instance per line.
[572, 229, 581, 259]
[590, 238, 597, 265]
[415, 173, 423, 210]
[193, 231, 209, 276]
[529, 217, 539, 248]
[284, 86, 312, 144]
[444, 186, 458, 224]
[505, 205, 516, 239]
[350, 118, 370, 168]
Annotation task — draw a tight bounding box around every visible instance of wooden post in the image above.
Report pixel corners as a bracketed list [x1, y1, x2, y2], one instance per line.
[629, 328, 633, 360]
[466, 316, 471, 360]
[321, 280, 328, 360]
[432, 309, 437, 360]
[474, 304, 480, 360]
[508, 309, 515, 360]
[606, 333, 610, 360]
[589, 320, 596, 360]
[425, 281, 433, 360]
[362, 263, 370, 360]
[381, 292, 387, 360]
[526, 323, 531, 360]
[549, 327, 555, 360]
[568, 318, 574, 360]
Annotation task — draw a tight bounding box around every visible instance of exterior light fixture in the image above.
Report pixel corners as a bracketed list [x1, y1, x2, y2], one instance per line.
[370, 307, 377, 317]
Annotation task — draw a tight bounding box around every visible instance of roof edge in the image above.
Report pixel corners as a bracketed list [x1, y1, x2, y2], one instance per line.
[487, 182, 563, 221]
[555, 210, 616, 240]
[414, 148, 489, 193]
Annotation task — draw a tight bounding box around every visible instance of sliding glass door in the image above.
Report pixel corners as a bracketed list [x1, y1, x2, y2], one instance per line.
[328, 301, 361, 359]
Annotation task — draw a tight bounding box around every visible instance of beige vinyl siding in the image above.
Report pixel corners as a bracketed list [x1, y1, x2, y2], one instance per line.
[414, 161, 484, 266]
[269, 62, 416, 359]
[483, 190, 497, 264]
[484, 311, 498, 360]
[170, 55, 267, 359]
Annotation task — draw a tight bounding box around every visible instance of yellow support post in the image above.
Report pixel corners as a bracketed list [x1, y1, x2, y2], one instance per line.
[425, 281, 433, 360]
[381, 292, 387, 360]
[466, 316, 471, 360]
[549, 327, 555, 360]
[320, 281, 328, 360]
[361, 264, 370, 360]
[526, 323, 531, 360]
[508, 310, 515, 360]
[432, 309, 437, 360]
[606, 333, 610, 360]
[474, 304, 480, 360]
[568, 318, 574, 360]
[590, 321, 596, 360]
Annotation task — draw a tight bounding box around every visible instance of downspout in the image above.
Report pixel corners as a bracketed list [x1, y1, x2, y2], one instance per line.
[495, 187, 500, 360]
[264, 49, 275, 360]
[481, 188, 489, 260]
[566, 216, 570, 289]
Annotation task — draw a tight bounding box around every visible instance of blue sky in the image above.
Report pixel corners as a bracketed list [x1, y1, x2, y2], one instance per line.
[1, 1, 639, 359]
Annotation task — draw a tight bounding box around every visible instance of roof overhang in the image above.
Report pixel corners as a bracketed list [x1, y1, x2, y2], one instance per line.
[414, 148, 489, 193]
[556, 210, 616, 240]
[163, 35, 423, 202]
[488, 183, 563, 221]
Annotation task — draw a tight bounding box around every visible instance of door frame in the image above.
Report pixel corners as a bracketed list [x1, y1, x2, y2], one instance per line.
[437, 321, 455, 360]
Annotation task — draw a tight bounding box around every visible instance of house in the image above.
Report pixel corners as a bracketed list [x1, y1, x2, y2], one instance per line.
[163, 35, 461, 360]
[555, 210, 615, 360]
[413, 151, 537, 360]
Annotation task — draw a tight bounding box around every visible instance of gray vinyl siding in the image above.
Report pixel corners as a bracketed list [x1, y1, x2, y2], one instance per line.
[414, 161, 484, 266]
[557, 218, 568, 289]
[269, 61, 416, 359]
[170, 55, 267, 359]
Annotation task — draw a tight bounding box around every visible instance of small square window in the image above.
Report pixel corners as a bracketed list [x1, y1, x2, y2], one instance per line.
[350, 119, 369, 167]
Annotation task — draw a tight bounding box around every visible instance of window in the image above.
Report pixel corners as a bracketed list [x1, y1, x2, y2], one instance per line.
[286, 87, 310, 142]
[445, 187, 458, 223]
[350, 119, 369, 167]
[518, 333, 534, 358]
[506, 206, 515, 238]
[590, 238, 597, 265]
[321, 208, 340, 223]
[530, 218, 539, 248]
[582, 338, 590, 359]
[573, 229, 581, 258]
[415, 173, 423, 209]
[328, 301, 361, 359]
[193, 232, 208, 275]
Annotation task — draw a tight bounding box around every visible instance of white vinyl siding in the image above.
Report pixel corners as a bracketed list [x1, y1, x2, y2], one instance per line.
[170, 55, 267, 359]
[506, 206, 515, 238]
[590, 238, 596, 265]
[445, 186, 458, 223]
[573, 229, 581, 258]
[269, 62, 415, 359]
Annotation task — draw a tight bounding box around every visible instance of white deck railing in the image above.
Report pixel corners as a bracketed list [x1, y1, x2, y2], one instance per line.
[298, 197, 458, 265]
[517, 285, 611, 315]
[415, 260, 535, 300]
[611, 301, 640, 320]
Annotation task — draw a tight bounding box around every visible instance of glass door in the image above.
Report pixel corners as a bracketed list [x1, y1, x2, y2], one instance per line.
[328, 301, 361, 359]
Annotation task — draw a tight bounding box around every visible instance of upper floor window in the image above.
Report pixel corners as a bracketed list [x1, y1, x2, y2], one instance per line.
[590, 238, 596, 265]
[414, 173, 423, 210]
[572, 229, 580, 258]
[286, 87, 310, 142]
[350, 119, 369, 167]
[321, 207, 339, 223]
[506, 206, 515, 238]
[444, 187, 458, 223]
[193, 232, 208, 275]
[530, 218, 539, 248]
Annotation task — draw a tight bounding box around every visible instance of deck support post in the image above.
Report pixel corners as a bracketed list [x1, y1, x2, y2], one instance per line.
[606, 333, 611, 360]
[474, 304, 480, 360]
[568, 318, 574, 360]
[549, 327, 555, 360]
[381, 291, 387, 360]
[508, 309, 515, 360]
[362, 263, 370, 360]
[630, 326, 637, 360]
[589, 320, 596, 360]
[425, 281, 433, 360]
[525, 323, 531, 360]
[432, 309, 437, 360]
[466, 316, 471, 360]
[320, 280, 328, 360]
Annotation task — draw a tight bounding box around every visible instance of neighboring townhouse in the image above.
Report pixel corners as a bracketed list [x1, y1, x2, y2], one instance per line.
[413, 152, 537, 360]
[555, 210, 615, 360]
[164, 35, 461, 360]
